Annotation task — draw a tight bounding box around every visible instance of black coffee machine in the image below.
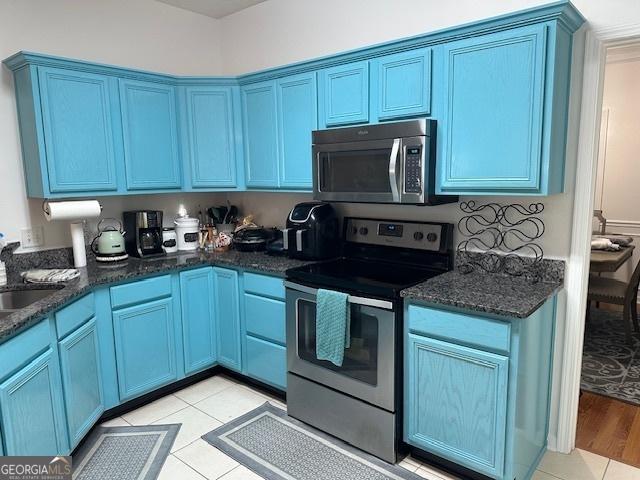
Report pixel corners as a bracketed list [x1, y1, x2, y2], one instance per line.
[283, 202, 339, 260]
[123, 211, 165, 258]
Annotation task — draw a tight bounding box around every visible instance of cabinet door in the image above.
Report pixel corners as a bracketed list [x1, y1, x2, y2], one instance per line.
[119, 79, 182, 190]
[405, 333, 508, 478]
[59, 317, 104, 448]
[213, 267, 242, 371]
[319, 61, 369, 127]
[0, 349, 68, 455]
[180, 267, 216, 375]
[241, 81, 279, 188]
[184, 86, 237, 188]
[112, 297, 177, 401]
[277, 73, 317, 189]
[38, 67, 118, 193]
[439, 24, 547, 193]
[371, 48, 431, 121]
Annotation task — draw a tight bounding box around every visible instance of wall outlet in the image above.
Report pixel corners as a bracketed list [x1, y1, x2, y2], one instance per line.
[21, 226, 45, 248]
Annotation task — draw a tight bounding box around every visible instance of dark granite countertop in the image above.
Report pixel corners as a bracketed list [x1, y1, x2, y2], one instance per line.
[400, 270, 563, 319]
[0, 249, 312, 344]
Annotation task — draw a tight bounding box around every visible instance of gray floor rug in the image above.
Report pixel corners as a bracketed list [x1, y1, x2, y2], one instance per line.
[202, 403, 424, 480]
[72, 424, 180, 480]
[582, 307, 640, 405]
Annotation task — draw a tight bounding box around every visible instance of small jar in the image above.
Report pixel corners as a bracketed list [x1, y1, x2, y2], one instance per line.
[162, 227, 178, 254]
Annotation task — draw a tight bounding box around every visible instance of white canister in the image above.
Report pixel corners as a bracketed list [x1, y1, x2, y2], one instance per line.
[174, 217, 199, 251]
[162, 227, 178, 253]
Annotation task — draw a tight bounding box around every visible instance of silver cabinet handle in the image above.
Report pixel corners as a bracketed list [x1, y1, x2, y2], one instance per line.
[389, 138, 401, 203]
[284, 281, 394, 310]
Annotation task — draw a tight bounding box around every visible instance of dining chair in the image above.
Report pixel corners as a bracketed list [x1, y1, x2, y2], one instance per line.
[587, 257, 640, 345]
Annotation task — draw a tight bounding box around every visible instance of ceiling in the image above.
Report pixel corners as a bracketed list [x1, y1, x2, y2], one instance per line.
[156, 0, 266, 19]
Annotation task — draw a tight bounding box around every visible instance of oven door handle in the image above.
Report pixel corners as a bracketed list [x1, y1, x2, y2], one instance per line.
[284, 281, 394, 310]
[389, 138, 401, 203]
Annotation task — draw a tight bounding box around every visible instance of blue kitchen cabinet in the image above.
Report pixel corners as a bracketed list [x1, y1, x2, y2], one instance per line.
[183, 85, 239, 189]
[58, 317, 104, 448]
[213, 267, 242, 371]
[0, 346, 68, 456]
[438, 24, 554, 194]
[245, 336, 287, 389]
[319, 61, 369, 127]
[406, 333, 508, 478]
[241, 81, 279, 188]
[371, 48, 432, 121]
[111, 277, 178, 401]
[276, 72, 317, 189]
[180, 267, 217, 375]
[405, 299, 556, 480]
[37, 67, 120, 194]
[119, 79, 182, 191]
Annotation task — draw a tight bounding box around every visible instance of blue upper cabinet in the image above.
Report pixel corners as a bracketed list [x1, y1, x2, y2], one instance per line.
[213, 267, 242, 371]
[241, 81, 279, 188]
[38, 67, 120, 194]
[180, 267, 217, 375]
[438, 24, 561, 195]
[183, 86, 238, 189]
[371, 48, 432, 122]
[119, 79, 182, 191]
[276, 73, 317, 189]
[319, 61, 369, 127]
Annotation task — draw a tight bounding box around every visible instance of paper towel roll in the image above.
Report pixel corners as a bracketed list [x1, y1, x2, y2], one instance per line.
[44, 200, 102, 221]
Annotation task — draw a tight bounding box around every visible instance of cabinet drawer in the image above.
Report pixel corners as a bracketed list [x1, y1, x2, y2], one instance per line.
[244, 294, 285, 345]
[0, 320, 51, 381]
[110, 275, 172, 309]
[245, 336, 286, 390]
[55, 293, 95, 339]
[408, 305, 510, 354]
[243, 273, 285, 300]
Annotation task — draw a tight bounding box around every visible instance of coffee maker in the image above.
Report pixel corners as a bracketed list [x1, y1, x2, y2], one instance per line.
[283, 202, 339, 260]
[123, 211, 165, 258]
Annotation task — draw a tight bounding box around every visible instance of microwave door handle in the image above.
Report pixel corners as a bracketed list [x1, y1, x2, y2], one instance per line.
[389, 138, 401, 203]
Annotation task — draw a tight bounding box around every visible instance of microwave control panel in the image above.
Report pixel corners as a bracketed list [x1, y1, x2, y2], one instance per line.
[345, 218, 444, 252]
[404, 146, 423, 193]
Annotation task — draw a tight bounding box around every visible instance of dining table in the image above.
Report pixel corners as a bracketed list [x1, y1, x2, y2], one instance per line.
[590, 244, 635, 273]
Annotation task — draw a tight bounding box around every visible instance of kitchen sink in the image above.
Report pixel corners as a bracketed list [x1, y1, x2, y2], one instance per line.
[0, 289, 57, 310]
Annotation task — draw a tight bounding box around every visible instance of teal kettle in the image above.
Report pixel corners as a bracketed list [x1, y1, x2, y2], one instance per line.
[91, 218, 129, 262]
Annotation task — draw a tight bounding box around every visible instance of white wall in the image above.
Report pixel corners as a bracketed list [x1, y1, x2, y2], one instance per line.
[0, 0, 225, 250]
[594, 48, 640, 282]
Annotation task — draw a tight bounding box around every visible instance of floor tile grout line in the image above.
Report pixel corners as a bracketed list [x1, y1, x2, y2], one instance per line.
[170, 452, 209, 479]
[130, 400, 192, 426]
[601, 459, 611, 480]
[151, 400, 221, 425]
[176, 382, 237, 406]
[190, 402, 231, 425]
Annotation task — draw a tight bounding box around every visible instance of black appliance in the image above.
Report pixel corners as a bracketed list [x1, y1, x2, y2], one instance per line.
[283, 202, 340, 260]
[233, 227, 269, 252]
[123, 211, 165, 258]
[285, 217, 453, 463]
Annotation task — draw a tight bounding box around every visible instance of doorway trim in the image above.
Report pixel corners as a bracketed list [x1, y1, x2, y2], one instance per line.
[556, 22, 640, 454]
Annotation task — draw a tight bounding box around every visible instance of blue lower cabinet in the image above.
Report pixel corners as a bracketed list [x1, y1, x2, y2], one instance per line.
[112, 297, 177, 401]
[245, 336, 286, 390]
[180, 267, 217, 375]
[213, 267, 242, 371]
[244, 293, 285, 345]
[58, 317, 104, 448]
[406, 333, 508, 478]
[0, 348, 68, 455]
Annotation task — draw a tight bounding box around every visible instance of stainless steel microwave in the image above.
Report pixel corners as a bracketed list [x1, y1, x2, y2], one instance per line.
[312, 119, 456, 205]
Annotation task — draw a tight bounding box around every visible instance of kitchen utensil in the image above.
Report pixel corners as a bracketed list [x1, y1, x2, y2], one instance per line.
[233, 227, 269, 252]
[91, 218, 128, 263]
[207, 207, 222, 224]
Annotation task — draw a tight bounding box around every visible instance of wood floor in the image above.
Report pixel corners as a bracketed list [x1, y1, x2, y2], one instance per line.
[576, 391, 640, 467]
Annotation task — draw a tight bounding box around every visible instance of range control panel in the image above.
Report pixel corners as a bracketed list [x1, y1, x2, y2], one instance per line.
[345, 218, 445, 252]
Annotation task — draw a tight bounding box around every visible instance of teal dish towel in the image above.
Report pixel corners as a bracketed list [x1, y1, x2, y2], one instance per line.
[316, 289, 351, 367]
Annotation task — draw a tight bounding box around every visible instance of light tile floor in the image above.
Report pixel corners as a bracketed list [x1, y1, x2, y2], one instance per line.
[99, 374, 640, 480]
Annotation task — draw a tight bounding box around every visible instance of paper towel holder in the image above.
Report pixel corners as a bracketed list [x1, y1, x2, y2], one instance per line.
[42, 200, 103, 268]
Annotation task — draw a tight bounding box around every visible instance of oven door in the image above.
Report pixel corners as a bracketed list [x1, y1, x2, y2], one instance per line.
[285, 282, 396, 411]
[313, 138, 403, 203]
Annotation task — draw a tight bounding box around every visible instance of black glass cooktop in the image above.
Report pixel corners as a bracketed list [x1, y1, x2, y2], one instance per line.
[286, 257, 444, 299]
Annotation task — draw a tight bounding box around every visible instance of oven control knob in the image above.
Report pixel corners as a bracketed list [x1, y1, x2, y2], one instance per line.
[413, 232, 424, 241]
[359, 227, 369, 235]
[352, 226, 358, 235]
[426, 233, 438, 243]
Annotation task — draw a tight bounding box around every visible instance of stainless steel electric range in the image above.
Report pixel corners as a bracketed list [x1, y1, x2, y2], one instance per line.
[285, 217, 453, 463]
